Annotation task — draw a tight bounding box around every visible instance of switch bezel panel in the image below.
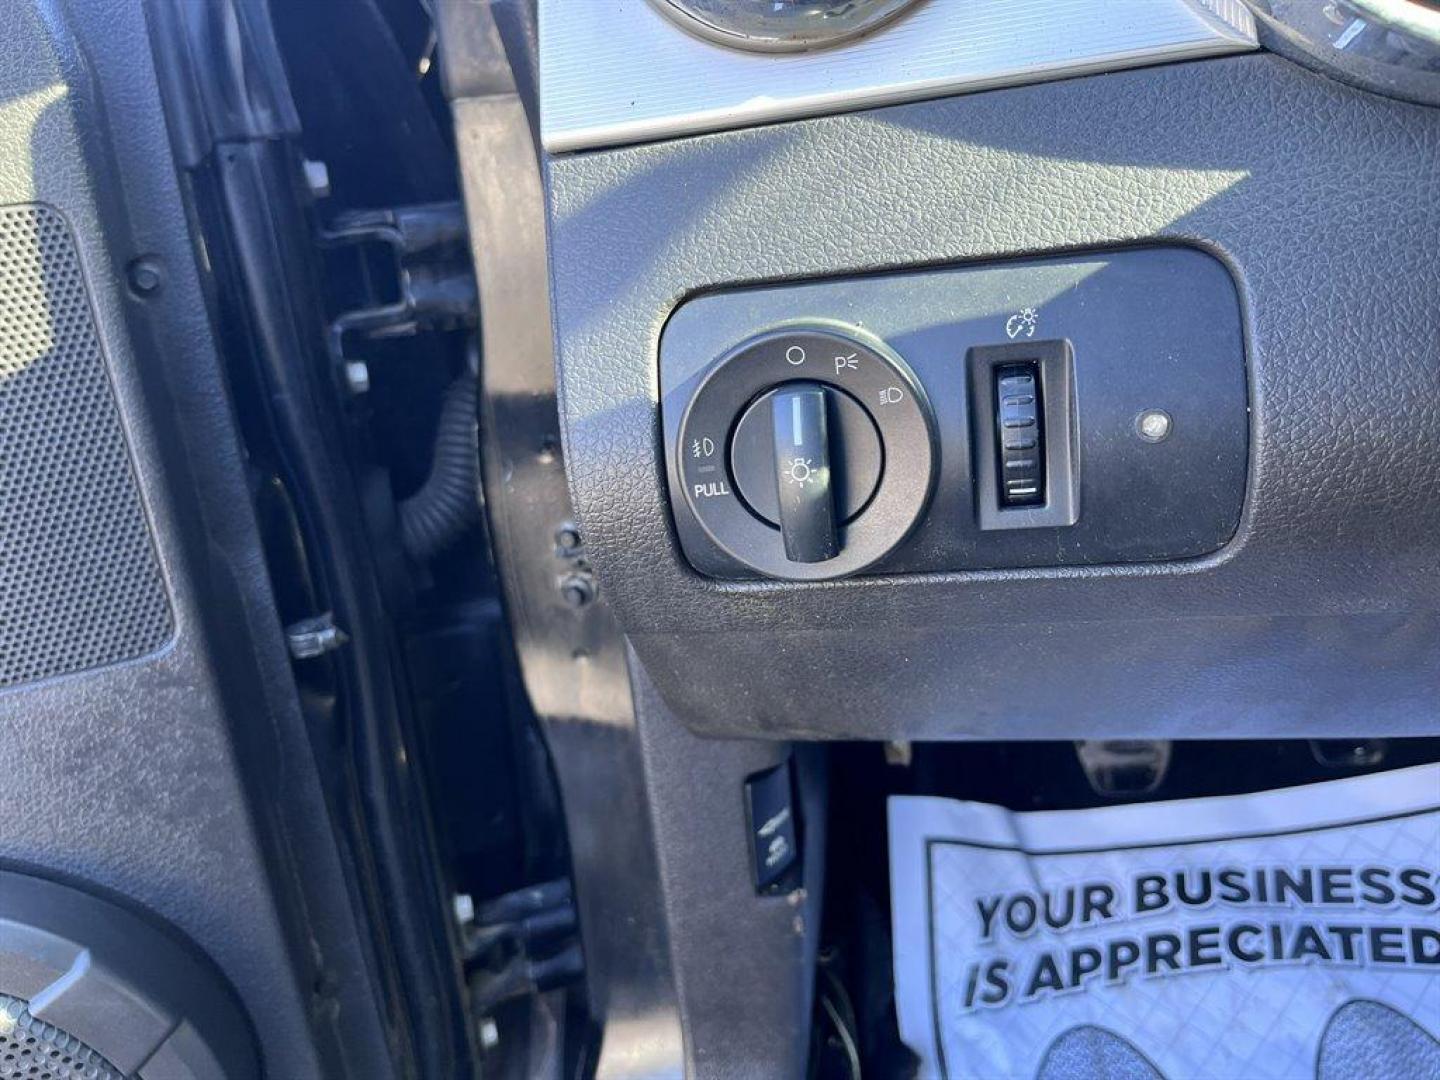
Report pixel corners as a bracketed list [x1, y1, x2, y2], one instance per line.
[660, 246, 1248, 579]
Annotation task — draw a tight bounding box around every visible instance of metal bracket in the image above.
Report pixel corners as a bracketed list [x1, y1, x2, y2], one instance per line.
[318, 201, 478, 368]
[1075, 740, 1173, 798]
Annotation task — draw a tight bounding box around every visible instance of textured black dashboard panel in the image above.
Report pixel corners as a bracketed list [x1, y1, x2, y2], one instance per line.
[547, 54, 1440, 739]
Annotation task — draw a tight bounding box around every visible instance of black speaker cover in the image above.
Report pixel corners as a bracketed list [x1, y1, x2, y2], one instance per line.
[0, 871, 257, 1079]
[0, 203, 172, 688]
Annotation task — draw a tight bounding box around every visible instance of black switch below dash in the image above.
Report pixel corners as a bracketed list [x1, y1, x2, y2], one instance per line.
[745, 760, 800, 893]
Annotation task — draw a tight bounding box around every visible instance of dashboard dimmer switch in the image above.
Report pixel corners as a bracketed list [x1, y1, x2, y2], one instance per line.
[996, 364, 1044, 506]
[967, 338, 1078, 531]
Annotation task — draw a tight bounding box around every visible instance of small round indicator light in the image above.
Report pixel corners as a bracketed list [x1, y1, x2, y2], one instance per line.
[1136, 409, 1173, 442]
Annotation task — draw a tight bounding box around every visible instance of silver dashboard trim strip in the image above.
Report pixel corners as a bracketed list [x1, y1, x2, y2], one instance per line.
[540, 0, 1257, 153]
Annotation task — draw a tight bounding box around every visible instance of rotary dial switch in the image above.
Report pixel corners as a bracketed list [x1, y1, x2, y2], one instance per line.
[730, 383, 883, 562]
[675, 327, 935, 580]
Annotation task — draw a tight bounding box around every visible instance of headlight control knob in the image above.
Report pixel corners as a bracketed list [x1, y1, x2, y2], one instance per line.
[674, 327, 935, 580]
[729, 382, 883, 562]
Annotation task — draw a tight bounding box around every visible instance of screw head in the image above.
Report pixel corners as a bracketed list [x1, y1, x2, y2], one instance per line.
[127, 257, 163, 296]
[555, 525, 582, 552]
[559, 572, 595, 608]
[1136, 409, 1173, 442]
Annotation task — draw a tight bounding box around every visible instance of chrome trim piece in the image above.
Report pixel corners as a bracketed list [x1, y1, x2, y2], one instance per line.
[540, 0, 1257, 153]
[647, 0, 922, 53]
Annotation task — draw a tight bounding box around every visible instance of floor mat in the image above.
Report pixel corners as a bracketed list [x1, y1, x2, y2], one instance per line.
[889, 764, 1440, 1079]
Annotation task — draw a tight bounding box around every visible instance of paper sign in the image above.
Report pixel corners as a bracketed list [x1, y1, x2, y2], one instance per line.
[890, 765, 1440, 1079]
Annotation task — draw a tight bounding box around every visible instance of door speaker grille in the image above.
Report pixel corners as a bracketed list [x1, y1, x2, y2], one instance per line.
[0, 204, 173, 687]
[0, 994, 124, 1080]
